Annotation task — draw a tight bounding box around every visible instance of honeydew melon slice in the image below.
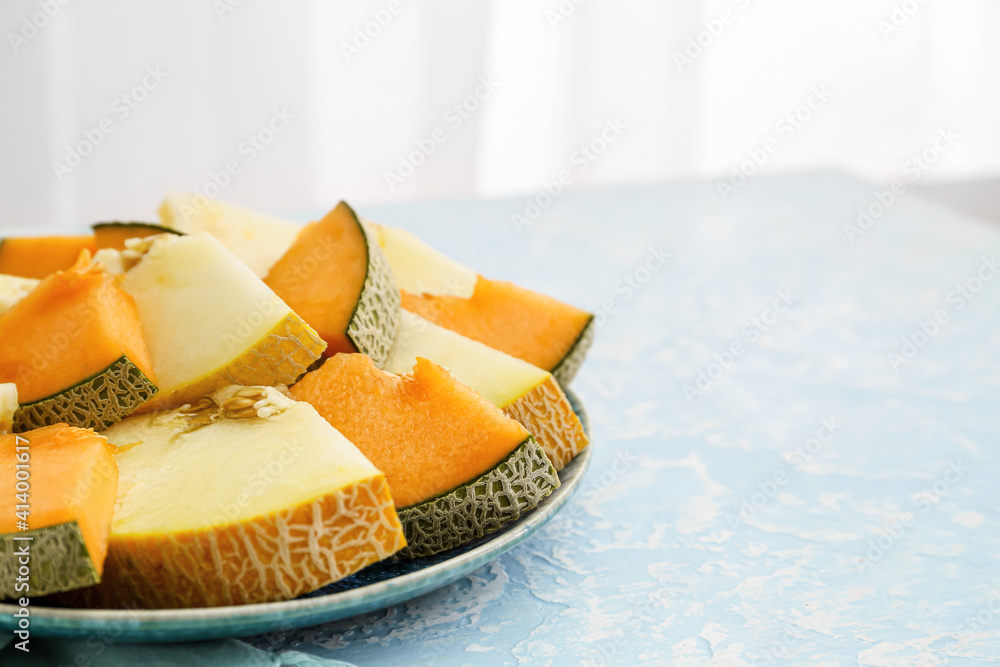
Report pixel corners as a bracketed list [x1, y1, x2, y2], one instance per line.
[265, 202, 400, 366]
[0, 425, 119, 598]
[290, 354, 560, 558]
[370, 224, 477, 298]
[118, 233, 326, 411]
[64, 385, 405, 608]
[384, 310, 589, 470]
[0, 257, 158, 431]
[92, 222, 182, 251]
[0, 235, 97, 279]
[158, 192, 302, 277]
[0, 383, 16, 433]
[0, 274, 38, 315]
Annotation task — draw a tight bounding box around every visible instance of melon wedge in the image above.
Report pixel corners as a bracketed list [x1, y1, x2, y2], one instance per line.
[93, 222, 182, 251]
[0, 235, 97, 279]
[0, 383, 17, 434]
[401, 276, 595, 385]
[0, 257, 157, 431]
[0, 425, 118, 598]
[372, 224, 477, 298]
[265, 202, 400, 366]
[0, 274, 38, 316]
[117, 233, 326, 411]
[290, 354, 560, 558]
[384, 310, 588, 470]
[65, 385, 405, 608]
[158, 193, 302, 277]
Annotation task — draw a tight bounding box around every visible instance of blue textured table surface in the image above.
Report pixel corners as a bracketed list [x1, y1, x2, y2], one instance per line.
[268, 173, 996, 664]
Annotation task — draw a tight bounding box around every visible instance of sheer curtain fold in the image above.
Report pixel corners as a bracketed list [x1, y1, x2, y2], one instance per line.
[0, 0, 997, 228]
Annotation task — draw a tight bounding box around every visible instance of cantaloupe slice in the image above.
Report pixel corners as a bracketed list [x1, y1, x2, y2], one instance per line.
[115, 233, 326, 411]
[0, 257, 157, 431]
[66, 385, 405, 608]
[0, 274, 38, 316]
[0, 235, 97, 279]
[384, 310, 588, 470]
[289, 354, 560, 558]
[92, 222, 182, 251]
[0, 425, 118, 598]
[265, 202, 400, 366]
[401, 276, 595, 385]
[372, 223, 594, 384]
[158, 193, 302, 277]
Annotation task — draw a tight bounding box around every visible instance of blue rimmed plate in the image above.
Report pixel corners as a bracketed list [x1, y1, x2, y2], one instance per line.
[0, 389, 591, 642]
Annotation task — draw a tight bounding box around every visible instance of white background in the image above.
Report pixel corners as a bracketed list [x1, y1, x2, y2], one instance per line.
[1, 0, 998, 229]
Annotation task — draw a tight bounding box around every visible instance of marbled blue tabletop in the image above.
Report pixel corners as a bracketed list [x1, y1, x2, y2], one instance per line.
[249, 173, 999, 664]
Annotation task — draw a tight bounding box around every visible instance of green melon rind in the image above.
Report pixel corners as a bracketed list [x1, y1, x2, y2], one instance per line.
[551, 315, 595, 386]
[13, 356, 157, 433]
[0, 522, 99, 598]
[91, 222, 183, 236]
[343, 205, 400, 367]
[395, 436, 560, 559]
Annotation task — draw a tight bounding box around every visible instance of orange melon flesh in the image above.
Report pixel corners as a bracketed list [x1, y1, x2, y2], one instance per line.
[0, 425, 118, 596]
[0, 236, 97, 279]
[289, 354, 531, 509]
[401, 276, 593, 374]
[0, 257, 156, 405]
[265, 203, 370, 356]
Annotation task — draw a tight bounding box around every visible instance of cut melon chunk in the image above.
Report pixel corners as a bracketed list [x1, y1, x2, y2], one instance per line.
[0, 235, 97, 279]
[0, 383, 17, 434]
[371, 224, 477, 298]
[402, 276, 595, 385]
[0, 425, 118, 598]
[158, 193, 302, 277]
[0, 258, 157, 431]
[65, 385, 405, 608]
[92, 222, 182, 251]
[0, 274, 38, 315]
[118, 233, 326, 411]
[265, 202, 400, 366]
[290, 354, 560, 558]
[384, 311, 588, 470]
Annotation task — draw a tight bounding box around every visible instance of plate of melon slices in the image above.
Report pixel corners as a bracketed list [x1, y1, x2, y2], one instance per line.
[0, 195, 595, 641]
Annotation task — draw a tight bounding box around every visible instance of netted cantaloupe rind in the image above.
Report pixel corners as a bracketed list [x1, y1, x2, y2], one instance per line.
[0, 522, 98, 598]
[396, 436, 559, 559]
[65, 475, 405, 609]
[14, 356, 156, 432]
[346, 218, 400, 367]
[503, 375, 588, 471]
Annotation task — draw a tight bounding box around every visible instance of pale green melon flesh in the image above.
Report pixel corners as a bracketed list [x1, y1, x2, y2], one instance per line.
[13, 356, 156, 433]
[0, 522, 99, 598]
[383, 310, 545, 408]
[159, 193, 302, 277]
[101, 395, 380, 536]
[371, 223, 477, 298]
[396, 436, 559, 559]
[0, 274, 38, 316]
[120, 233, 320, 402]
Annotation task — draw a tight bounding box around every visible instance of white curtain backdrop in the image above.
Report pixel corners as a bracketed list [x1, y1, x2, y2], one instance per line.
[2, 0, 998, 229]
